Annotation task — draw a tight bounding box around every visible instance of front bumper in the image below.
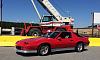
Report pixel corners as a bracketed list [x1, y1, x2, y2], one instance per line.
[16, 49, 37, 53]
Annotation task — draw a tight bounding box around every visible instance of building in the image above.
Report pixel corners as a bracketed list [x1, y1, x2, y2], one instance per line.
[74, 28, 100, 37]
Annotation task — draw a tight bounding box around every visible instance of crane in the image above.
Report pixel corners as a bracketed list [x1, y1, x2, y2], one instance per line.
[20, 0, 74, 36]
[31, 0, 74, 26]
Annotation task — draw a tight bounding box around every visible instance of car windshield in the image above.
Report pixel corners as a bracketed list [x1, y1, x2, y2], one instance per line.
[44, 32, 60, 38]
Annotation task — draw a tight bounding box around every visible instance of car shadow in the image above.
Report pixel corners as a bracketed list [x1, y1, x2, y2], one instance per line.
[51, 49, 88, 55]
[16, 52, 38, 57]
[16, 49, 88, 57]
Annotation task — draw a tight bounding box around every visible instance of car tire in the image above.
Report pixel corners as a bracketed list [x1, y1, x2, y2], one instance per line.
[27, 28, 41, 36]
[38, 44, 50, 56]
[75, 43, 84, 52]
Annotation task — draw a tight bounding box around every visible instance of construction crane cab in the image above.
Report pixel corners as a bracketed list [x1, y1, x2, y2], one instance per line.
[41, 15, 72, 26]
[41, 15, 54, 22]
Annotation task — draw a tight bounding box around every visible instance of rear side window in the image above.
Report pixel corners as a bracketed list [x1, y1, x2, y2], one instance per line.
[59, 32, 72, 38]
[74, 33, 82, 37]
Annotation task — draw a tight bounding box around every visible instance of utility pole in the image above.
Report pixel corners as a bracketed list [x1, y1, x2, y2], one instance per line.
[1, 0, 2, 26]
[0, 0, 2, 35]
[92, 12, 94, 37]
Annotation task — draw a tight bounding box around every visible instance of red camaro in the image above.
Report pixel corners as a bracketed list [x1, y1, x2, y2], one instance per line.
[16, 31, 89, 56]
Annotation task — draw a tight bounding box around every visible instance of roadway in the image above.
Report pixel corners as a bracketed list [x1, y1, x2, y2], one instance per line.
[0, 47, 100, 60]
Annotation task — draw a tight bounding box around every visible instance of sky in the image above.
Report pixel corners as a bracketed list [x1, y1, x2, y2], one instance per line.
[1, 0, 100, 28]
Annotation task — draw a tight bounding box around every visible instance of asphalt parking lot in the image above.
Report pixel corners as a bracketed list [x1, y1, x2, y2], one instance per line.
[0, 47, 100, 60]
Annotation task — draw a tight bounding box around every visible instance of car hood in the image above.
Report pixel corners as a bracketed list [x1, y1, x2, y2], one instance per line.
[16, 37, 50, 44]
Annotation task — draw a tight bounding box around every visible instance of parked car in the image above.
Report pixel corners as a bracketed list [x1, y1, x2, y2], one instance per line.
[16, 31, 89, 56]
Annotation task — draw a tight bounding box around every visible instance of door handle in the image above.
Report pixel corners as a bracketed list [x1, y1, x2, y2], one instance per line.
[58, 39, 62, 41]
[70, 40, 73, 41]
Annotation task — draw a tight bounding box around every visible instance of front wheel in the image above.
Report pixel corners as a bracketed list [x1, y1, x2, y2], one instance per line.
[38, 45, 50, 56]
[75, 43, 84, 52]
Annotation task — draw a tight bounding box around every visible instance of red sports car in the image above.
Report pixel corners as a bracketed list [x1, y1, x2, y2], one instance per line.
[16, 31, 89, 56]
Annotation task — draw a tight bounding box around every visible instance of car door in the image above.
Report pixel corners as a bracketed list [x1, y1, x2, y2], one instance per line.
[55, 32, 75, 48]
[53, 32, 69, 48]
[49, 32, 64, 49]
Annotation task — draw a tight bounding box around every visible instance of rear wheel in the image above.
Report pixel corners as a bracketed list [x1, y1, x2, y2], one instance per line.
[27, 28, 41, 36]
[75, 43, 84, 52]
[38, 45, 50, 56]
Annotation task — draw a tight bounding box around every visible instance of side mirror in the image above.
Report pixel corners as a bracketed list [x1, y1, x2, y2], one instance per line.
[57, 37, 61, 41]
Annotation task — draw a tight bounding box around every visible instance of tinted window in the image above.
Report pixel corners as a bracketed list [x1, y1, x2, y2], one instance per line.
[49, 32, 60, 38]
[42, 16, 52, 22]
[59, 32, 72, 38]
